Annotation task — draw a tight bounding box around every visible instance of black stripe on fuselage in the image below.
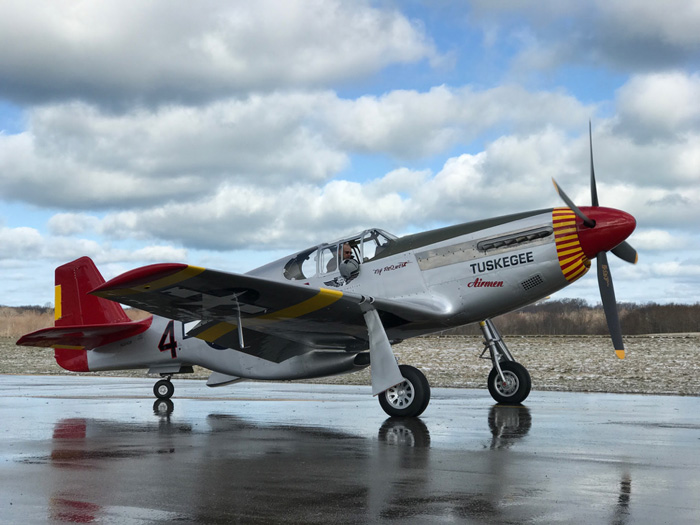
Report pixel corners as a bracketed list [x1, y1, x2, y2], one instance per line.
[373, 209, 552, 262]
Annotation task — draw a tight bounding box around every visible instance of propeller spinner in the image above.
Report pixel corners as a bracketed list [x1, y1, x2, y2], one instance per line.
[552, 123, 637, 359]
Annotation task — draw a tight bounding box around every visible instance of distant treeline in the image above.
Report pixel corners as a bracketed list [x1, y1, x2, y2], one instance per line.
[1, 301, 698, 338]
[445, 299, 700, 335]
[0, 306, 147, 338]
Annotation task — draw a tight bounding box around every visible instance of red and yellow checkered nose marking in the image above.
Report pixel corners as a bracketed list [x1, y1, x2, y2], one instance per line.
[552, 208, 590, 282]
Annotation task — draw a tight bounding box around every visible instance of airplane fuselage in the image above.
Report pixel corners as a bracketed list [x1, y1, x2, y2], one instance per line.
[250, 207, 587, 340]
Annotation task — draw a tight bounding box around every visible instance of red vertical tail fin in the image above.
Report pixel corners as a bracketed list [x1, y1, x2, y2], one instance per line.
[17, 257, 152, 371]
[55, 257, 131, 326]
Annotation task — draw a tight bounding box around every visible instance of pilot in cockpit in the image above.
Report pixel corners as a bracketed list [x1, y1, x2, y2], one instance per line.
[341, 243, 354, 261]
[327, 242, 355, 273]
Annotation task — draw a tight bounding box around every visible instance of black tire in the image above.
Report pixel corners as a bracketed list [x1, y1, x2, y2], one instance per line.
[378, 365, 431, 417]
[487, 361, 531, 404]
[154, 379, 174, 399]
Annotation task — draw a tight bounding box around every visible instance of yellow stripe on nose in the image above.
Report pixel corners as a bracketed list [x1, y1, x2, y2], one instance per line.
[553, 209, 590, 283]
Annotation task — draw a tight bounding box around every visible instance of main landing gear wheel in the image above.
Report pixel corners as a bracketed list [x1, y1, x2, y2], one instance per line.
[488, 361, 531, 404]
[378, 364, 431, 418]
[154, 379, 174, 400]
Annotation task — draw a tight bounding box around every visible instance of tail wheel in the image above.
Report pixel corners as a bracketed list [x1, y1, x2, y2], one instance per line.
[154, 379, 174, 399]
[487, 361, 531, 404]
[378, 364, 431, 418]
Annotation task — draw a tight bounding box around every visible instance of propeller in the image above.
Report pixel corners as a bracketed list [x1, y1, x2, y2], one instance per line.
[552, 123, 638, 359]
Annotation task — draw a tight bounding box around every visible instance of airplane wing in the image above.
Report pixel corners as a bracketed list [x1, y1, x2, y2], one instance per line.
[91, 263, 445, 362]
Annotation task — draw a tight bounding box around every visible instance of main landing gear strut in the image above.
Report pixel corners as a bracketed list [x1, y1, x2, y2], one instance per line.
[375, 319, 530, 418]
[480, 319, 531, 404]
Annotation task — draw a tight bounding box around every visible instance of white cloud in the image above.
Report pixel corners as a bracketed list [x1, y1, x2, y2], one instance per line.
[597, 0, 700, 48]
[13, 100, 693, 257]
[48, 213, 100, 236]
[0, 84, 597, 210]
[366, 168, 429, 197]
[95, 179, 417, 251]
[0, 226, 43, 258]
[0, 96, 349, 208]
[0, 220, 186, 269]
[326, 85, 591, 157]
[129, 246, 187, 262]
[651, 261, 700, 278]
[615, 72, 700, 142]
[0, 0, 439, 105]
[471, 0, 700, 74]
[632, 229, 689, 251]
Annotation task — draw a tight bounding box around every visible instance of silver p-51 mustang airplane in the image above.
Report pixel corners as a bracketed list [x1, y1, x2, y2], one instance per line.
[18, 128, 637, 417]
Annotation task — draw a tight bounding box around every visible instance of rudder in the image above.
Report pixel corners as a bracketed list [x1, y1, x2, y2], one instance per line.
[55, 256, 131, 326]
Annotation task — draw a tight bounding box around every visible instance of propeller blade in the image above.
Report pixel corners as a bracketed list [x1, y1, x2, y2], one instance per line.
[552, 178, 596, 228]
[611, 241, 638, 265]
[589, 121, 599, 207]
[597, 251, 625, 359]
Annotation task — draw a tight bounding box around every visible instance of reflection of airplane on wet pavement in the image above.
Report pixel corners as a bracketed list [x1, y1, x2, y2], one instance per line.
[18, 127, 637, 417]
[41, 402, 633, 524]
[42, 406, 520, 522]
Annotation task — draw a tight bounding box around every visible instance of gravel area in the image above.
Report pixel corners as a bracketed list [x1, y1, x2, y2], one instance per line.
[3, 334, 699, 396]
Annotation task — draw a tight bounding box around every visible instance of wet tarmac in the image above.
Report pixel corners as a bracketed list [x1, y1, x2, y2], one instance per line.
[0, 375, 698, 524]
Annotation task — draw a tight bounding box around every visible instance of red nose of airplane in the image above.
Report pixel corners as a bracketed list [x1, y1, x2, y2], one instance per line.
[576, 207, 636, 259]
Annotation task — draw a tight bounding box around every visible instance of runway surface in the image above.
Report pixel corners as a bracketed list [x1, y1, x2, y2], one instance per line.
[1, 375, 698, 524]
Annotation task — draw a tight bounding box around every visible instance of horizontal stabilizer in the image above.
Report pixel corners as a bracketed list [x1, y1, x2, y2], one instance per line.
[17, 317, 152, 350]
[206, 371, 245, 387]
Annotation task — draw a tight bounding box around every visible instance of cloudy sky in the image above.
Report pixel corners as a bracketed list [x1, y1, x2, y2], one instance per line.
[0, 0, 698, 307]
